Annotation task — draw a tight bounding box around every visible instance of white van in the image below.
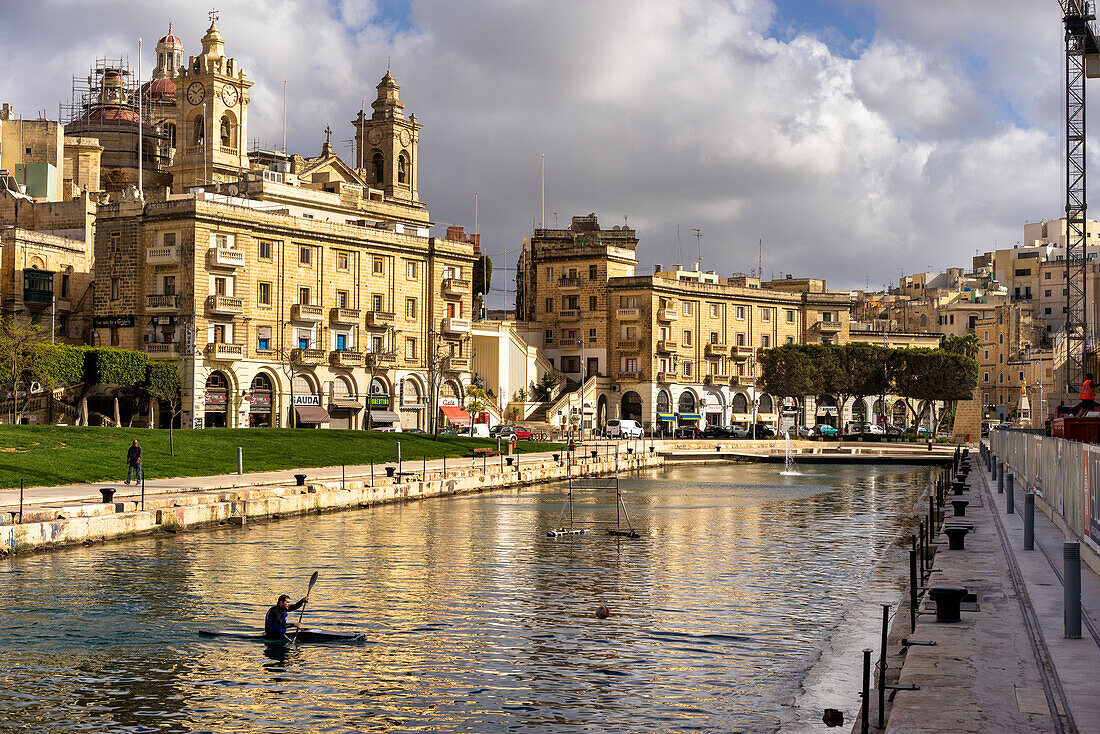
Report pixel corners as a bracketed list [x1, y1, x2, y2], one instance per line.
[468, 423, 490, 438]
[605, 419, 644, 439]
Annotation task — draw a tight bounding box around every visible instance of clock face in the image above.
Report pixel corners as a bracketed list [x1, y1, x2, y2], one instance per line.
[221, 85, 238, 107]
[186, 82, 205, 106]
[398, 129, 411, 147]
[367, 128, 384, 146]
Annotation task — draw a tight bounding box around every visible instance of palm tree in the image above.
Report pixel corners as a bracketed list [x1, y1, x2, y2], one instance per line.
[942, 333, 979, 360]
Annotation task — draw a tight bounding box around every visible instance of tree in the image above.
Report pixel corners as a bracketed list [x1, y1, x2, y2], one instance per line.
[464, 383, 489, 435]
[845, 344, 890, 430]
[0, 315, 49, 424]
[893, 348, 978, 432]
[758, 344, 814, 423]
[530, 372, 559, 402]
[145, 362, 182, 455]
[942, 333, 980, 360]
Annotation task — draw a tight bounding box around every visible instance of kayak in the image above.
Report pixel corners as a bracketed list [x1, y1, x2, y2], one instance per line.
[199, 628, 367, 644]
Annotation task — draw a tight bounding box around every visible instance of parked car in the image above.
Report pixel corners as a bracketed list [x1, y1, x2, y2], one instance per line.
[727, 424, 750, 438]
[489, 425, 512, 438]
[865, 424, 885, 435]
[404, 428, 427, 434]
[437, 428, 457, 436]
[788, 425, 814, 438]
[701, 425, 731, 439]
[815, 424, 838, 436]
[752, 423, 776, 439]
[605, 419, 644, 439]
[674, 426, 701, 439]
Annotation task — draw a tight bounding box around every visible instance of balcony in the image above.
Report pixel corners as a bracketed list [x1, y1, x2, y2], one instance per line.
[330, 307, 361, 325]
[291, 348, 326, 365]
[441, 317, 470, 334]
[730, 346, 755, 360]
[205, 342, 243, 361]
[291, 303, 325, 322]
[441, 278, 470, 298]
[705, 342, 728, 356]
[656, 371, 676, 383]
[704, 373, 730, 385]
[146, 294, 179, 313]
[615, 307, 641, 320]
[365, 310, 395, 328]
[364, 351, 396, 366]
[558, 309, 581, 321]
[617, 339, 640, 351]
[617, 370, 641, 380]
[146, 245, 180, 265]
[657, 307, 678, 322]
[656, 339, 678, 353]
[815, 320, 843, 333]
[729, 375, 754, 387]
[206, 295, 244, 315]
[446, 356, 471, 370]
[144, 343, 179, 360]
[208, 246, 245, 268]
[330, 350, 363, 367]
[557, 276, 581, 290]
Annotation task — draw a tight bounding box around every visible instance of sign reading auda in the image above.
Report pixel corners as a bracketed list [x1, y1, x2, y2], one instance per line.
[293, 394, 321, 407]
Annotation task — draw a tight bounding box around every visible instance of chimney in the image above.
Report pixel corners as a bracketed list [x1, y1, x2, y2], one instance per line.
[654, 263, 662, 274]
[446, 225, 465, 242]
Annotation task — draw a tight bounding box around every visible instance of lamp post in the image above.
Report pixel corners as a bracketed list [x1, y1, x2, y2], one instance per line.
[749, 354, 758, 435]
[577, 337, 586, 441]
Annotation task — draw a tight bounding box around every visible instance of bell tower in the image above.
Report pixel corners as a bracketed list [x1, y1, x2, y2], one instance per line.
[353, 71, 421, 202]
[168, 12, 252, 191]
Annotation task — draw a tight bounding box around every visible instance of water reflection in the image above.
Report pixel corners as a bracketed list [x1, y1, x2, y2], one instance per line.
[1, 462, 930, 732]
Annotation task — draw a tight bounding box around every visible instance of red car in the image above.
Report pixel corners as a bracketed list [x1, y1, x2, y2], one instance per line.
[512, 427, 533, 440]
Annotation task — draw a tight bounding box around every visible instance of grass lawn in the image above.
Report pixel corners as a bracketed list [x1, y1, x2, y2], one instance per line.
[0, 426, 562, 489]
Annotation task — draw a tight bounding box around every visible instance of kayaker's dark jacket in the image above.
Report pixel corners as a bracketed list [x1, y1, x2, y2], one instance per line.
[265, 599, 304, 638]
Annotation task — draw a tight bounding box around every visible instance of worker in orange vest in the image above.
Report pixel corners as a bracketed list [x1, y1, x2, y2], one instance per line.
[1073, 372, 1097, 416]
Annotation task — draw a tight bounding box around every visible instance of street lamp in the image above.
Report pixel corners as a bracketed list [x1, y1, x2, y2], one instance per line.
[749, 354, 757, 435]
[577, 337, 586, 441]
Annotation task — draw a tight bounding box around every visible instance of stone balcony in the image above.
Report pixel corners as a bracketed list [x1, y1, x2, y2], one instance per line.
[657, 307, 678, 322]
[204, 342, 243, 361]
[704, 373, 731, 385]
[208, 246, 245, 268]
[615, 307, 641, 320]
[557, 276, 581, 290]
[656, 371, 676, 383]
[144, 342, 179, 360]
[730, 346, 755, 360]
[146, 244, 180, 265]
[146, 294, 179, 313]
[441, 278, 470, 298]
[729, 375, 755, 387]
[206, 295, 244, 315]
[446, 356, 471, 370]
[815, 320, 843, 333]
[330, 307, 361, 325]
[365, 310, 395, 328]
[617, 339, 641, 351]
[330, 350, 363, 367]
[617, 370, 641, 380]
[656, 339, 678, 353]
[558, 309, 580, 321]
[441, 317, 470, 334]
[291, 303, 325, 322]
[705, 342, 728, 356]
[291, 348, 326, 365]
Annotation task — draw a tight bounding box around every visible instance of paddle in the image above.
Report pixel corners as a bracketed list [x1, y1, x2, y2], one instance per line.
[291, 571, 319, 643]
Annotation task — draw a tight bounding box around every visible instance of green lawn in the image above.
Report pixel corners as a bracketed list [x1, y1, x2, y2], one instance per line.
[0, 426, 561, 489]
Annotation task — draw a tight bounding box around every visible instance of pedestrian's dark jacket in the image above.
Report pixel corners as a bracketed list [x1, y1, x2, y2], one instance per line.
[265, 600, 305, 638]
[127, 445, 142, 466]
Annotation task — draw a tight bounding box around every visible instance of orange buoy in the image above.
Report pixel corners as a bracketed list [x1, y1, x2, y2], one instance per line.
[596, 605, 610, 619]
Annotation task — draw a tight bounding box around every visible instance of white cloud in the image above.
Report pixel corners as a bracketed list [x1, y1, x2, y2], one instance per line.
[0, 0, 1070, 300]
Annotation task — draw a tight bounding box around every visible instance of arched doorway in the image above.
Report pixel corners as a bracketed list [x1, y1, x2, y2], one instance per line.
[291, 374, 325, 428]
[816, 394, 838, 427]
[704, 392, 725, 427]
[851, 398, 867, 431]
[677, 391, 698, 431]
[731, 393, 749, 414]
[249, 373, 274, 427]
[329, 375, 361, 429]
[400, 377, 425, 431]
[620, 391, 642, 422]
[204, 371, 229, 428]
[655, 389, 672, 435]
[365, 377, 395, 429]
[892, 399, 908, 429]
[758, 394, 774, 414]
[597, 394, 608, 428]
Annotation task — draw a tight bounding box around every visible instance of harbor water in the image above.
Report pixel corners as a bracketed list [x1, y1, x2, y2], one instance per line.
[1, 461, 931, 732]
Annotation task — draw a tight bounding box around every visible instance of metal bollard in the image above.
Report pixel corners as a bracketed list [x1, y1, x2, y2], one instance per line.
[861, 647, 872, 734]
[1065, 542, 1082, 639]
[997, 462, 1004, 493]
[878, 603, 889, 730]
[1024, 493, 1035, 550]
[1006, 473, 1014, 514]
[929, 495, 937, 538]
[237, 446, 243, 475]
[909, 549, 918, 633]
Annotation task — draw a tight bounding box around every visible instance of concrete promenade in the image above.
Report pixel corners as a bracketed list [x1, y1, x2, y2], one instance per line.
[882, 448, 1100, 733]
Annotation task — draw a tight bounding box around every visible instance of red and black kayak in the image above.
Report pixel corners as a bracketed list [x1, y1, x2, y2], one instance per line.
[199, 628, 367, 644]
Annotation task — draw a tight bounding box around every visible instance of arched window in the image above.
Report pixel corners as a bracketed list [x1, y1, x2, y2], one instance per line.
[919, 314, 927, 327]
[371, 151, 383, 183]
[371, 377, 389, 396]
[677, 391, 696, 414]
[193, 114, 204, 145]
[220, 115, 233, 147]
[731, 393, 748, 413]
[251, 373, 272, 391]
[621, 391, 642, 421]
[334, 376, 354, 397]
[397, 152, 407, 183]
[402, 378, 422, 405]
[656, 390, 670, 413]
[206, 371, 228, 390]
[758, 394, 774, 413]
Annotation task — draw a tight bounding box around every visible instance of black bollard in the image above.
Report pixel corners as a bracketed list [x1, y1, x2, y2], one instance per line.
[909, 549, 918, 633]
[1006, 473, 1014, 514]
[878, 603, 889, 730]
[861, 647, 872, 734]
[929, 586, 967, 623]
[997, 462, 1004, 493]
[944, 526, 969, 550]
[1065, 542, 1082, 639]
[929, 495, 937, 537]
[1024, 493, 1035, 550]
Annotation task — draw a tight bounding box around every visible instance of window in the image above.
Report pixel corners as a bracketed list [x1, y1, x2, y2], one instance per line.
[710, 331, 719, 343]
[406, 261, 418, 279]
[214, 277, 227, 296]
[373, 257, 384, 274]
[406, 297, 417, 319]
[786, 336, 795, 345]
[683, 330, 692, 345]
[1045, 307, 1052, 315]
[545, 297, 553, 313]
[761, 307, 771, 322]
[337, 290, 349, 308]
[562, 356, 581, 373]
[397, 153, 407, 183]
[999, 354, 1003, 364]
[761, 334, 771, 348]
[623, 357, 639, 373]
[1019, 371, 1025, 381]
[589, 296, 597, 310]
[683, 361, 693, 377]
[999, 334, 1004, 344]
[683, 302, 693, 316]
[563, 295, 579, 310]
[110, 277, 119, 300]
[787, 310, 795, 323]
[299, 287, 310, 305]
[1045, 271, 1052, 280]
[1045, 290, 1052, 297]
[589, 264, 598, 279]
[258, 240, 272, 259]
[212, 324, 226, 344]
[258, 282, 271, 305]
[336, 252, 349, 270]
[545, 267, 552, 282]
[709, 304, 719, 318]
[984, 350, 989, 360]
[110, 327, 120, 346]
[257, 331, 270, 351]
[215, 233, 228, 249]
[1014, 268, 1031, 277]
[163, 275, 176, 295]
[544, 329, 554, 342]
[736, 305, 745, 320]
[298, 331, 310, 349]
[624, 326, 638, 339]
[735, 332, 745, 346]
[163, 232, 176, 247]
[61, 273, 70, 298]
[335, 333, 348, 351]
[999, 373, 1004, 383]
[405, 337, 417, 360]
[371, 151, 384, 183]
[620, 296, 638, 308]
[372, 335, 384, 353]
[299, 246, 311, 265]
[372, 294, 383, 312]
[589, 327, 597, 343]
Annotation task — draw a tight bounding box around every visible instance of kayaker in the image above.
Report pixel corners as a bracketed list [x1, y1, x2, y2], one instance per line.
[264, 593, 309, 639]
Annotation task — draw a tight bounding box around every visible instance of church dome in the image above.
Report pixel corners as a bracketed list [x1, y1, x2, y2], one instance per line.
[141, 77, 177, 100]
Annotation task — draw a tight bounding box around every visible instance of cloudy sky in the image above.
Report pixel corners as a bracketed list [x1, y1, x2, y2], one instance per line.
[0, 0, 1071, 305]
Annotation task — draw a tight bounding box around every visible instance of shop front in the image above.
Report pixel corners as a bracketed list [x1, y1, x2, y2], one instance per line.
[439, 397, 471, 429]
[364, 378, 399, 429]
[293, 394, 330, 427]
[249, 374, 274, 427]
[204, 372, 229, 428]
[328, 377, 362, 429]
[399, 378, 426, 431]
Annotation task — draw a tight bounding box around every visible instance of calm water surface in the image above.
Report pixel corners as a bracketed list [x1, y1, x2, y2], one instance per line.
[1, 462, 930, 733]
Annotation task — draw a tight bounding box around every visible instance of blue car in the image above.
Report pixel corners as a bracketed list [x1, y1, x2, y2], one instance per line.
[815, 424, 838, 436]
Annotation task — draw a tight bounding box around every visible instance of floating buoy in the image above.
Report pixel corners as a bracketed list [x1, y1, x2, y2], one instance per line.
[596, 605, 610, 619]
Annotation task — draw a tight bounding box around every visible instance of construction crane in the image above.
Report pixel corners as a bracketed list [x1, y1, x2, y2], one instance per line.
[1061, 1, 1100, 395]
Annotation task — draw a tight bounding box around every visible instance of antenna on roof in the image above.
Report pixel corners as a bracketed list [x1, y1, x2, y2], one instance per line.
[692, 227, 702, 268]
[677, 224, 683, 263]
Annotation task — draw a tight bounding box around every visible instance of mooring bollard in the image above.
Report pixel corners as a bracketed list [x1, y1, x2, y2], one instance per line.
[929, 496, 937, 536]
[295, 473, 307, 486]
[951, 499, 969, 517]
[237, 446, 243, 475]
[1065, 542, 1082, 639]
[1024, 493, 1035, 550]
[99, 487, 116, 503]
[861, 647, 872, 734]
[1006, 473, 1015, 514]
[944, 525, 969, 550]
[929, 585, 967, 623]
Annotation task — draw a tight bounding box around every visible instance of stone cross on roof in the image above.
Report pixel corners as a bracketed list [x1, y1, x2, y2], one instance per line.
[324, 125, 333, 144]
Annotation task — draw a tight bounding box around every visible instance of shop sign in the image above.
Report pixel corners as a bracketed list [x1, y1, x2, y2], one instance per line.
[294, 394, 321, 407]
[204, 390, 227, 408]
[94, 315, 135, 328]
[250, 392, 271, 411]
[368, 395, 390, 408]
[705, 405, 723, 413]
[439, 397, 460, 407]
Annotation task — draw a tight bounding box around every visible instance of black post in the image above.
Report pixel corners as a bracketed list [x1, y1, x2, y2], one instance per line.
[861, 647, 872, 734]
[1006, 473, 1015, 514]
[443, 454, 446, 475]
[1024, 493, 1035, 550]
[878, 603, 889, 729]
[18, 477, 23, 524]
[141, 463, 145, 511]
[909, 549, 918, 633]
[929, 495, 937, 538]
[341, 464, 345, 490]
[370, 460, 374, 484]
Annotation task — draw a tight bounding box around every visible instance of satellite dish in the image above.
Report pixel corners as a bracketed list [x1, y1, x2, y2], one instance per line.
[227, 184, 239, 196]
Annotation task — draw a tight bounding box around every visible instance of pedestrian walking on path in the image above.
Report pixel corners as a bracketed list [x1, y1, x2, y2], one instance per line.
[125, 439, 142, 485]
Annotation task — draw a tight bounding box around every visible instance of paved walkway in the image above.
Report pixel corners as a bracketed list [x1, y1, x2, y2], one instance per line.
[884, 449, 1100, 733]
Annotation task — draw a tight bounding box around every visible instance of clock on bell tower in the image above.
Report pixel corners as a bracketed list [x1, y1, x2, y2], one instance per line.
[352, 71, 421, 203]
[168, 14, 252, 192]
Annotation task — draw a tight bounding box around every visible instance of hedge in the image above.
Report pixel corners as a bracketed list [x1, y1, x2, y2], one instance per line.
[33, 344, 86, 387]
[145, 362, 180, 398]
[84, 347, 148, 387]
